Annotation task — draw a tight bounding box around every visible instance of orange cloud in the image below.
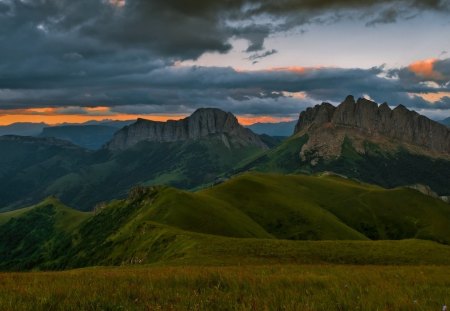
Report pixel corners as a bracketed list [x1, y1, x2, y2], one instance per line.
[0, 107, 187, 126]
[413, 91, 450, 103]
[0, 106, 295, 126]
[267, 66, 308, 74]
[408, 58, 444, 80]
[237, 116, 295, 126]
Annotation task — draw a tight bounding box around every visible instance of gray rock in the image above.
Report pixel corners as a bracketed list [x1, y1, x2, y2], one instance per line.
[295, 96, 450, 157]
[106, 108, 268, 151]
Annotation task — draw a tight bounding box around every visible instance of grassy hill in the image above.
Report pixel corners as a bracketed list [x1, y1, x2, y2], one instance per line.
[0, 198, 91, 270]
[1, 172, 450, 271]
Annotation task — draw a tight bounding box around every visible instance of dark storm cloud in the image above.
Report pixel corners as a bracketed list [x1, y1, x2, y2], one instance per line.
[0, 0, 449, 116]
[4, 63, 449, 116]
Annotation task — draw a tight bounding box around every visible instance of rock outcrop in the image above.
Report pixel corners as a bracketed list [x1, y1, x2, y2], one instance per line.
[106, 108, 268, 151]
[295, 95, 450, 161]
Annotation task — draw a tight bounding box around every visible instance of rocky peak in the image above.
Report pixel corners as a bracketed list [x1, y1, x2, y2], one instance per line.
[106, 108, 268, 151]
[295, 95, 450, 158]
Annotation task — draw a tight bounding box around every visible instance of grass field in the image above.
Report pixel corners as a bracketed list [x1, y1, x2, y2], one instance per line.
[0, 264, 449, 310]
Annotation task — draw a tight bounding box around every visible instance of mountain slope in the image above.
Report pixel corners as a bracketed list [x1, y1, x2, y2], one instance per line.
[1, 172, 450, 270]
[47, 138, 266, 210]
[0, 197, 91, 270]
[0, 136, 91, 211]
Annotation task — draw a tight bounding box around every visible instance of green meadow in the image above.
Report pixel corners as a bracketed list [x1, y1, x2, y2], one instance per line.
[0, 172, 450, 309]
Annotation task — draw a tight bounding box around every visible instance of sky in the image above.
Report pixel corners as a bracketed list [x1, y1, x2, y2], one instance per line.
[0, 0, 450, 125]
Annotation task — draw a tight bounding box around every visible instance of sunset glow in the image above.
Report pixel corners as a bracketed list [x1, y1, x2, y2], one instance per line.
[0, 107, 297, 126]
[408, 58, 443, 80]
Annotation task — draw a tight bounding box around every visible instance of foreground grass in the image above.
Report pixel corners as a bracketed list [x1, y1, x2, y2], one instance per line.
[0, 265, 449, 310]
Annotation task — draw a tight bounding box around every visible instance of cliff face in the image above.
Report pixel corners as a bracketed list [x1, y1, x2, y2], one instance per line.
[106, 108, 268, 150]
[295, 95, 450, 160]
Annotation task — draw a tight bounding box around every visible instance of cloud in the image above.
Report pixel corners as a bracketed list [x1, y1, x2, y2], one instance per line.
[2, 59, 450, 118]
[247, 49, 278, 63]
[0, 1, 449, 119]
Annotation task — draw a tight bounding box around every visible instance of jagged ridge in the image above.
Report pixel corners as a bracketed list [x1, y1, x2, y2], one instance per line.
[295, 95, 450, 159]
[106, 108, 267, 150]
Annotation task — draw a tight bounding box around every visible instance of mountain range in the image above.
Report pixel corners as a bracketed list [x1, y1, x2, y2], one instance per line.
[0, 95, 449, 272]
[0, 96, 448, 213]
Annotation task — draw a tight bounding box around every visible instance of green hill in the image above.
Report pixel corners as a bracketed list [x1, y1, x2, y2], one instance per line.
[1, 172, 450, 271]
[0, 198, 91, 270]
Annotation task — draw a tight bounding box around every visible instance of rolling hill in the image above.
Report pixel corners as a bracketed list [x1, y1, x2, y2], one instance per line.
[1, 172, 450, 271]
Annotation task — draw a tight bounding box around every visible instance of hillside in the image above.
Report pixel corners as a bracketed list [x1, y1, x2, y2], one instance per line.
[1, 172, 450, 270]
[0, 136, 92, 211]
[47, 138, 265, 210]
[0, 197, 91, 270]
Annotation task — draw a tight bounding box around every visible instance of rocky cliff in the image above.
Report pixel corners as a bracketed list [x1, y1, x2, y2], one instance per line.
[106, 108, 268, 150]
[294, 95, 450, 161]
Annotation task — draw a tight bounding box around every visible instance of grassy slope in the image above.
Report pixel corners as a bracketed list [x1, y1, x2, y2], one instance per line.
[253, 133, 450, 195]
[1, 172, 450, 271]
[201, 173, 450, 244]
[0, 198, 91, 270]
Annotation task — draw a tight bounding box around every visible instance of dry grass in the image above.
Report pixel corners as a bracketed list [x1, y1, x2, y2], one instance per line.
[0, 264, 449, 310]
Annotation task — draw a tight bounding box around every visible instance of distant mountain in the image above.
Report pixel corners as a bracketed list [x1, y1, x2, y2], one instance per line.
[249, 95, 450, 195]
[107, 108, 268, 150]
[1, 173, 450, 271]
[440, 117, 450, 127]
[0, 122, 47, 136]
[40, 125, 119, 150]
[247, 121, 296, 136]
[0, 109, 268, 210]
[76, 120, 135, 128]
[0, 120, 134, 138]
